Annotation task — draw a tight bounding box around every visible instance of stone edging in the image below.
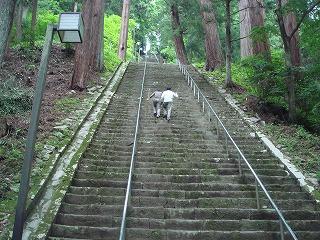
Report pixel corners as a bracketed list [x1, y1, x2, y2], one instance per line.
[26, 62, 125, 217]
[191, 66, 317, 201]
[217, 88, 316, 196]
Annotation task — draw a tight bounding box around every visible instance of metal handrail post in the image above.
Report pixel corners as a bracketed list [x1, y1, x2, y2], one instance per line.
[255, 179, 261, 210]
[12, 24, 55, 240]
[225, 133, 229, 157]
[238, 154, 243, 176]
[280, 220, 285, 240]
[119, 61, 148, 240]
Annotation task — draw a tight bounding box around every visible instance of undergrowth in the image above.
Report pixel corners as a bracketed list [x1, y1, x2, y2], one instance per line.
[264, 124, 320, 175]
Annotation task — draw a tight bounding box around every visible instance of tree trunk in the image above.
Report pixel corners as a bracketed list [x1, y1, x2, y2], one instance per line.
[98, 2, 105, 72]
[71, 0, 105, 89]
[276, 0, 301, 122]
[71, 0, 94, 90]
[90, 0, 105, 71]
[239, 0, 270, 58]
[118, 0, 131, 61]
[171, 4, 188, 65]
[30, 0, 38, 44]
[0, 118, 8, 138]
[16, 2, 23, 42]
[225, 0, 234, 87]
[0, 0, 16, 65]
[199, 0, 223, 71]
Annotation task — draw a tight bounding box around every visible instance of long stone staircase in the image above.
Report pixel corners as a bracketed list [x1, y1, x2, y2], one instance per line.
[48, 62, 320, 239]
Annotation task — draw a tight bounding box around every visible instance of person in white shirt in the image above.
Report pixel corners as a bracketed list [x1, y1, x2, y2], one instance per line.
[149, 89, 162, 118]
[160, 87, 178, 122]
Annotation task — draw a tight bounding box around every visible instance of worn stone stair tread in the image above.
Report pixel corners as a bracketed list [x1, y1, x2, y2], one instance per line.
[130, 196, 315, 210]
[55, 213, 320, 231]
[50, 224, 118, 239]
[131, 181, 301, 191]
[124, 228, 315, 240]
[60, 203, 123, 215]
[129, 207, 320, 220]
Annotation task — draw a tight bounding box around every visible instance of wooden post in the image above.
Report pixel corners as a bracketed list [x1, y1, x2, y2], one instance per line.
[12, 24, 55, 240]
[118, 0, 131, 61]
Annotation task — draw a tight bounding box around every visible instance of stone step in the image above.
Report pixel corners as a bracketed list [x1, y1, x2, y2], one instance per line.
[130, 207, 320, 221]
[50, 225, 118, 239]
[55, 214, 320, 232]
[60, 203, 123, 216]
[132, 173, 296, 185]
[125, 228, 320, 240]
[87, 145, 269, 156]
[68, 186, 308, 200]
[129, 196, 315, 211]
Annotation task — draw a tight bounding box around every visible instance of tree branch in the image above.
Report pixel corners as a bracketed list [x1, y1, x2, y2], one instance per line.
[231, 34, 251, 42]
[289, 0, 320, 40]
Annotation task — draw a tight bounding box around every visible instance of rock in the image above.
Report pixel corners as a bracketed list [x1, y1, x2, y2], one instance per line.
[248, 117, 260, 123]
[249, 132, 256, 138]
[53, 125, 68, 131]
[307, 177, 319, 186]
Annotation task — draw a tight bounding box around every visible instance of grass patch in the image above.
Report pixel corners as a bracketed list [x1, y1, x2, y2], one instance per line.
[263, 123, 320, 177]
[54, 97, 82, 112]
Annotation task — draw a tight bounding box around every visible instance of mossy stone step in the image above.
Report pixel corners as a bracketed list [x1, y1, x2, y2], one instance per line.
[130, 207, 320, 221]
[130, 196, 315, 210]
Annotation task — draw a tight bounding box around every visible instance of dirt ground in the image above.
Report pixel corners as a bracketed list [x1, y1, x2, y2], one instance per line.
[1, 45, 84, 134]
[1, 45, 99, 135]
[0, 45, 99, 202]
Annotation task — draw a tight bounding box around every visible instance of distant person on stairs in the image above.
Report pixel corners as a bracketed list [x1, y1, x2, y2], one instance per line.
[149, 89, 162, 118]
[161, 87, 178, 122]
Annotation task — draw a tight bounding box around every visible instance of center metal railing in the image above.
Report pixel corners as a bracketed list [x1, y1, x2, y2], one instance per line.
[178, 62, 298, 240]
[119, 60, 148, 240]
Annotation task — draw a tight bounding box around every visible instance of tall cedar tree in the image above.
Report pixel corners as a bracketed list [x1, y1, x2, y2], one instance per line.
[225, 0, 234, 87]
[31, 0, 38, 45]
[239, 0, 270, 58]
[118, 0, 131, 60]
[0, 0, 16, 65]
[275, 0, 320, 121]
[199, 0, 224, 71]
[16, 1, 24, 41]
[71, 0, 104, 90]
[171, 3, 188, 65]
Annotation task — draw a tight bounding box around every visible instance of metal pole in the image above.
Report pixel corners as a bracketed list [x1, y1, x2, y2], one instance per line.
[216, 118, 219, 137]
[255, 179, 261, 210]
[225, 133, 229, 156]
[238, 154, 242, 176]
[198, 89, 200, 102]
[280, 220, 285, 240]
[12, 24, 55, 240]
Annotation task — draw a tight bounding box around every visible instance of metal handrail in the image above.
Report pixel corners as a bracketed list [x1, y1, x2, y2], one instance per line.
[119, 60, 148, 240]
[178, 62, 298, 240]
